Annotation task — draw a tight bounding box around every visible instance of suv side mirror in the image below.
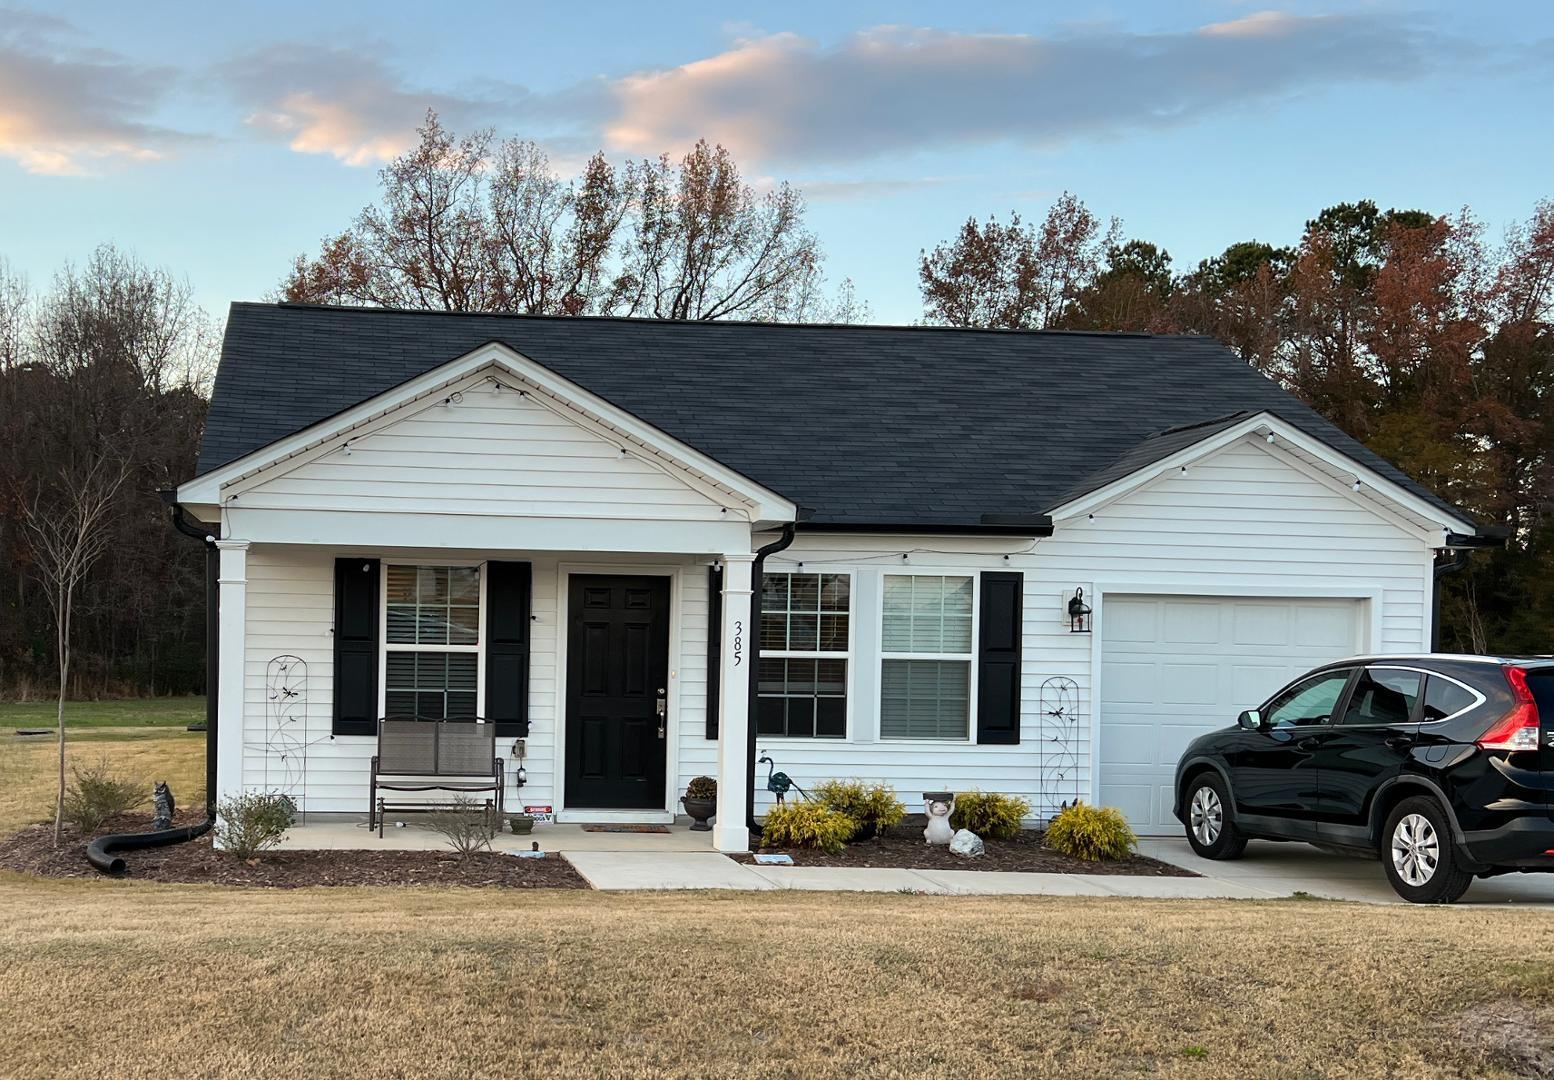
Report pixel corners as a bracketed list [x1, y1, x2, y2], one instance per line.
[1237, 709, 1264, 731]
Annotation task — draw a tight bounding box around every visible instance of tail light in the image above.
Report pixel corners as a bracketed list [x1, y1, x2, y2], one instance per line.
[1478, 666, 1541, 752]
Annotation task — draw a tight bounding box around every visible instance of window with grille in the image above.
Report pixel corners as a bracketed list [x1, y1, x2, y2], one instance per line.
[383, 565, 481, 720]
[756, 572, 849, 738]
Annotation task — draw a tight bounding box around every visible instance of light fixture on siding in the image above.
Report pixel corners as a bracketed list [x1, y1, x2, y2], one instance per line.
[1067, 587, 1092, 633]
[1352, 478, 1362, 492]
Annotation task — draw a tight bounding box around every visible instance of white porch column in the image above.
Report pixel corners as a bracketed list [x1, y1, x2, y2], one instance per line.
[215, 539, 249, 809]
[713, 553, 755, 853]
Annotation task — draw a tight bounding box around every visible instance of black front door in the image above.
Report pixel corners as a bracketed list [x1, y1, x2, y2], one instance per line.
[565, 575, 670, 810]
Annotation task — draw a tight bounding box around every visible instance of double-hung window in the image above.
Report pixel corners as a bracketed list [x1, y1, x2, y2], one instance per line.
[756, 572, 849, 738]
[383, 564, 481, 720]
[881, 574, 974, 740]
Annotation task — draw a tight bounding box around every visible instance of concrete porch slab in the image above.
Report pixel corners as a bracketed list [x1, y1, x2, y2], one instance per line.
[564, 851, 773, 891]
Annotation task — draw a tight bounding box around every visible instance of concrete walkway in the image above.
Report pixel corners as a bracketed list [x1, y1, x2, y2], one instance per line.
[562, 851, 1273, 897]
[1138, 837, 1554, 906]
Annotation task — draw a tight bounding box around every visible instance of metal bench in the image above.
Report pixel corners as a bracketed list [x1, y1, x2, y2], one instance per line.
[369, 718, 505, 837]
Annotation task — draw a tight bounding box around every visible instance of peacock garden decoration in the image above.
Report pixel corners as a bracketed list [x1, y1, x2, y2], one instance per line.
[759, 751, 808, 804]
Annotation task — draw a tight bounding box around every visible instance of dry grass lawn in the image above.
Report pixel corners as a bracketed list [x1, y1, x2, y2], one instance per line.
[1, 876, 1552, 1079]
[0, 729, 205, 836]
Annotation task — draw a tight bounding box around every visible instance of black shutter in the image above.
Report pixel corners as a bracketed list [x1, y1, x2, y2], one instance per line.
[976, 571, 1023, 745]
[706, 564, 723, 739]
[486, 561, 532, 737]
[332, 557, 380, 736]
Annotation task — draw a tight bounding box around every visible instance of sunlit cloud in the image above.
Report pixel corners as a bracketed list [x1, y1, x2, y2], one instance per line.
[0, 8, 189, 175]
[603, 15, 1446, 165]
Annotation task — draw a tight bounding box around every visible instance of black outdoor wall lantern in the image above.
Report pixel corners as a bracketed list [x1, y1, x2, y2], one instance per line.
[1067, 588, 1092, 633]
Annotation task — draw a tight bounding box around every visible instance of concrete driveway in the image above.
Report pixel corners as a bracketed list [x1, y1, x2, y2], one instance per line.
[1138, 837, 1554, 905]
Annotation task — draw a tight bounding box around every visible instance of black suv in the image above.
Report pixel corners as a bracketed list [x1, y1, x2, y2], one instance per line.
[1173, 656, 1554, 903]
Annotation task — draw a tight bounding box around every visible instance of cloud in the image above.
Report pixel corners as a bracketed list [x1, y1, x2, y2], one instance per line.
[0, 9, 189, 175]
[221, 45, 598, 166]
[603, 14, 1450, 164]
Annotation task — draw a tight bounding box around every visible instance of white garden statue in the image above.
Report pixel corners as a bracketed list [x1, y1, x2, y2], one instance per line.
[923, 793, 955, 845]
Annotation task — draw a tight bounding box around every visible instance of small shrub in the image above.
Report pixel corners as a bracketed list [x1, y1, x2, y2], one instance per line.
[1044, 802, 1137, 862]
[813, 779, 906, 837]
[950, 790, 1030, 840]
[215, 792, 296, 858]
[759, 801, 857, 855]
[422, 795, 499, 860]
[685, 775, 717, 800]
[60, 759, 148, 833]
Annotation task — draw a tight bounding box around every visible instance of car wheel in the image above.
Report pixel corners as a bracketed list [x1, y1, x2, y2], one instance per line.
[1183, 773, 1246, 859]
[1381, 796, 1472, 904]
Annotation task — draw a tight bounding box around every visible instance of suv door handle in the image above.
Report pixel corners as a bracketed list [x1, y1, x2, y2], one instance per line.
[1384, 735, 1414, 750]
[1296, 737, 1321, 751]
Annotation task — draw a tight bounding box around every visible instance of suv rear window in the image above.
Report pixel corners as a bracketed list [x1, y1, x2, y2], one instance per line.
[1421, 676, 1478, 722]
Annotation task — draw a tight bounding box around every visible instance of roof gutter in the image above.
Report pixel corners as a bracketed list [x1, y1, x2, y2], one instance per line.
[798, 513, 1053, 538]
[88, 494, 218, 873]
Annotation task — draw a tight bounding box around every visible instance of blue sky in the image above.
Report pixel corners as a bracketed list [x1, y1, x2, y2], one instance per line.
[1, 2, 1550, 324]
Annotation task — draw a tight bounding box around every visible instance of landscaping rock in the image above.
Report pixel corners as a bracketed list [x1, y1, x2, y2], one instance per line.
[949, 829, 985, 857]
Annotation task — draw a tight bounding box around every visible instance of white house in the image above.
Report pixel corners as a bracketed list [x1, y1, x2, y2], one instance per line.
[175, 303, 1489, 852]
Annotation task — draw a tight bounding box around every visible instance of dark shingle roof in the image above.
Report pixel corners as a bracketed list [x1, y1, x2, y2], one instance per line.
[197, 303, 1470, 529]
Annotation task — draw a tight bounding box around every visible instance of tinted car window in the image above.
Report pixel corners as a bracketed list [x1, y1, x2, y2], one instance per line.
[1341, 668, 1421, 725]
[1522, 670, 1554, 719]
[1420, 676, 1478, 722]
[1265, 670, 1352, 728]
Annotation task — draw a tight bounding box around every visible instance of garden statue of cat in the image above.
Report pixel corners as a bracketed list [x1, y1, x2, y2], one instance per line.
[924, 796, 954, 845]
[152, 782, 176, 830]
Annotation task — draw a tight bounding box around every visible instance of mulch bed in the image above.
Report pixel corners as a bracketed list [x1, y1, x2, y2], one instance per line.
[0, 811, 588, 889]
[734, 815, 1194, 876]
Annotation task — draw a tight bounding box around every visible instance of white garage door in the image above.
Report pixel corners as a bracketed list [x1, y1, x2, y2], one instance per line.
[1097, 595, 1363, 835]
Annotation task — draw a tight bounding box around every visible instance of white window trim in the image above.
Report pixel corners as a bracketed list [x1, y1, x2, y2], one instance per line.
[878, 569, 980, 744]
[756, 569, 854, 741]
[377, 559, 488, 721]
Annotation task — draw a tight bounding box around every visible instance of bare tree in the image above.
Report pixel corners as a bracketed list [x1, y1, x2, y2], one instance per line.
[22, 457, 128, 844]
[282, 112, 829, 322]
[0, 258, 26, 371]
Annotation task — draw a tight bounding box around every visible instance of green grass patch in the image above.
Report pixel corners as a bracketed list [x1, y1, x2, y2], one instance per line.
[0, 697, 204, 731]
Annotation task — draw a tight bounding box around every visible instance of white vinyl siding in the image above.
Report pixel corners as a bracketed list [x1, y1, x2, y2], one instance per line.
[235, 381, 732, 521]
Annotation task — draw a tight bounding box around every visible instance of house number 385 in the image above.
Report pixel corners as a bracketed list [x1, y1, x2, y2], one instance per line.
[732, 620, 743, 665]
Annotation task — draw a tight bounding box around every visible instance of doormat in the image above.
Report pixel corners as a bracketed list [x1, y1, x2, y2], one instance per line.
[581, 824, 671, 834]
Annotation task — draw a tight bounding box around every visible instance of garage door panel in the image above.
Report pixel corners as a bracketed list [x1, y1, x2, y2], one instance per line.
[1099, 661, 1157, 705]
[1162, 602, 1221, 644]
[1232, 603, 1291, 646]
[1098, 594, 1360, 836]
[1295, 604, 1358, 647]
[1232, 663, 1296, 704]
[1158, 663, 1220, 705]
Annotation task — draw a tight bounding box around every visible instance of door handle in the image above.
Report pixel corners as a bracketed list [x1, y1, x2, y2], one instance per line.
[1296, 737, 1320, 751]
[1384, 735, 1414, 750]
[656, 688, 666, 739]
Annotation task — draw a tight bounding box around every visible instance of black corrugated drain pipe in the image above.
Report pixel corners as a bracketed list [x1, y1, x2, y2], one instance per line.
[745, 521, 798, 835]
[86, 500, 218, 873]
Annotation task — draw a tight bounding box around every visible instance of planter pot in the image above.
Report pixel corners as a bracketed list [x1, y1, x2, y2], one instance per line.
[508, 815, 535, 835]
[682, 796, 716, 832]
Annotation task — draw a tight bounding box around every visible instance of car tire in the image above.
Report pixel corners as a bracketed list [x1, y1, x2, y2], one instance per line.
[1381, 796, 1472, 904]
[1183, 773, 1247, 860]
